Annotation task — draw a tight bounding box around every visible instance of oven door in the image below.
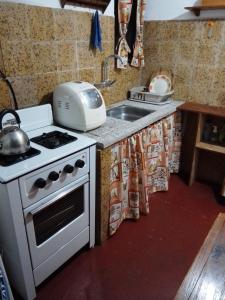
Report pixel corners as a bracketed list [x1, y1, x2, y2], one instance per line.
[24, 175, 89, 269]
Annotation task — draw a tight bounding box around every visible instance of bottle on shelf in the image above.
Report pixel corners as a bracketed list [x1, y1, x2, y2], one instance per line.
[202, 119, 212, 142]
[219, 121, 225, 144]
[210, 125, 218, 143]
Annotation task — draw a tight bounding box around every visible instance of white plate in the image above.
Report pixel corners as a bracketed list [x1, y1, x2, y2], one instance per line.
[149, 90, 174, 97]
[149, 75, 171, 94]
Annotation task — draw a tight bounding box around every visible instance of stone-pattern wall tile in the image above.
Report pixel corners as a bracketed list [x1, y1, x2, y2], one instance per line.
[144, 21, 162, 43]
[33, 42, 57, 73]
[192, 65, 215, 91]
[79, 68, 95, 83]
[214, 91, 225, 107]
[0, 44, 5, 73]
[195, 41, 217, 66]
[57, 41, 76, 71]
[213, 68, 225, 91]
[0, 81, 11, 109]
[199, 21, 223, 42]
[174, 63, 194, 86]
[158, 41, 178, 66]
[101, 66, 142, 106]
[8, 76, 38, 108]
[216, 46, 225, 68]
[74, 12, 92, 41]
[188, 84, 209, 105]
[92, 41, 112, 71]
[158, 22, 180, 42]
[1, 3, 225, 110]
[144, 20, 225, 107]
[77, 41, 94, 69]
[54, 10, 76, 41]
[0, 3, 30, 41]
[108, 17, 115, 44]
[144, 41, 160, 56]
[1, 41, 33, 76]
[28, 6, 55, 41]
[220, 21, 225, 42]
[35, 72, 58, 103]
[173, 83, 190, 101]
[94, 66, 102, 84]
[178, 41, 197, 64]
[141, 63, 161, 86]
[179, 21, 198, 41]
[0, 3, 141, 108]
[100, 16, 109, 42]
[57, 70, 79, 84]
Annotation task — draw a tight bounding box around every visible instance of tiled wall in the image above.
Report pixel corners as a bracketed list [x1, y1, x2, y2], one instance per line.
[1, 3, 225, 110]
[0, 2, 141, 109]
[142, 20, 225, 107]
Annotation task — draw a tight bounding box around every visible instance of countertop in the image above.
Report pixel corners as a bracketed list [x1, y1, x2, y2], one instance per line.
[77, 99, 184, 149]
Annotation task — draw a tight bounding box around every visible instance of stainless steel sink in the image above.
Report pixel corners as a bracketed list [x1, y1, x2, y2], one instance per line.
[106, 105, 155, 122]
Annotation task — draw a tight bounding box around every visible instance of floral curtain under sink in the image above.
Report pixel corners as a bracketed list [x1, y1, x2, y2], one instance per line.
[109, 112, 182, 236]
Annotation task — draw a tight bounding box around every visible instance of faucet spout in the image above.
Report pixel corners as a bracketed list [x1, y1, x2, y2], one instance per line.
[94, 54, 123, 89]
[103, 54, 123, 83]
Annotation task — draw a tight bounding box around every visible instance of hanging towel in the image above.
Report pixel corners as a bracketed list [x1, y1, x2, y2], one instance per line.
[90, 11, 102, 51]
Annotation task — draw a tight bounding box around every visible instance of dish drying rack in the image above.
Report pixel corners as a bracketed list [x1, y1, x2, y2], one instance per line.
[129, 86, 174, 105]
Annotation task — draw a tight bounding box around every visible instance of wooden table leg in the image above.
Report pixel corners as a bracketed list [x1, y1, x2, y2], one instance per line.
[189, 148, 199, 186]
[221, 178, 225, 197]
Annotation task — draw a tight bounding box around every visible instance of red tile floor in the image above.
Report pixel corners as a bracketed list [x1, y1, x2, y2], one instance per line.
[34, 175, 225, 300]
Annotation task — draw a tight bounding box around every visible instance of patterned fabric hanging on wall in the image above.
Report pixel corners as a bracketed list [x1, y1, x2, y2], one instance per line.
[116, 0, 147, 68]
[131, 0, 146, 67]
[109, 112, 182, 236]
[116, 0, 133, 68]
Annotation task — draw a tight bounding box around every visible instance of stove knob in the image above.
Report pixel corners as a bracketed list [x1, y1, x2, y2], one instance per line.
[75, 159, 85, 169]
[34, 178, 46, 189]
[48, 171, 59, 181]
[63, 164, 74, 174]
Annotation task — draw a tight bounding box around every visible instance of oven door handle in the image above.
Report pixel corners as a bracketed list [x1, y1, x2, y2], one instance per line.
[27, 175, 89, 217]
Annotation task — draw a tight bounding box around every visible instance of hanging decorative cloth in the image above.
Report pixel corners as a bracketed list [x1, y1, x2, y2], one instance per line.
[131, 0, 146, 68]
[116, 0, 133, 69]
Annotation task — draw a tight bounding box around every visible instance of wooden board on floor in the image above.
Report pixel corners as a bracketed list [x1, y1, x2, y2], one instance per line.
[174, 213, 225, 300]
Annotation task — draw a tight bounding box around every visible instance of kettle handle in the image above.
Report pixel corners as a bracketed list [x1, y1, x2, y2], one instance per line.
[0, 109, 21, 130]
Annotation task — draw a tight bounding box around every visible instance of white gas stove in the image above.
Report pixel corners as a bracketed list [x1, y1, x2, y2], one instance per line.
[0, 104, 96, 182]
[0, 105, 96, 300]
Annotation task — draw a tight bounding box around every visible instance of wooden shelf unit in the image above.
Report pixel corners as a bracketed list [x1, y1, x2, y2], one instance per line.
[60, 0, 110, 11]
[185, 5, 225, 16]
[179, 102, 225, 189]
[196, 141, 225, 154]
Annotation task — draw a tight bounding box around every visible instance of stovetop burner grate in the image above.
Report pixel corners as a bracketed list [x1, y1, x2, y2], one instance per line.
[0, 147, 41, 167]
[31, 130, 77, 149]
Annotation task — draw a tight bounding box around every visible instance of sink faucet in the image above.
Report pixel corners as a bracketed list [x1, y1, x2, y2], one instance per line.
[103, 54, 123, 84]
[94, 54, 123, 89]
